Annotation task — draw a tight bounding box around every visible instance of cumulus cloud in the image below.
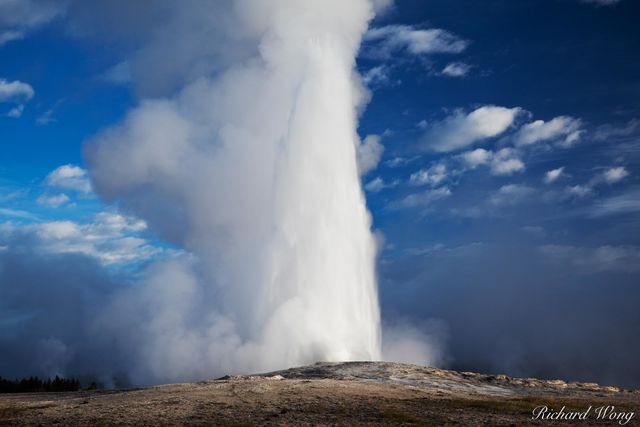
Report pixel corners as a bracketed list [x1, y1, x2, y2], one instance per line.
[364, 177, 398, 193]
[0, 79, 34, 102]
[441, 62, 471, 77]
[364, 25, 468, 58]
[0, 213, 159, 266]
[566, 184, 593, 198]
[544, 167, 565, 184]
[490, 148, 525, 176]
[602, 166, 629, 184]
[457, 147, 525, 176]
[361, 65, 391, 88]
[357, 135, 385, 175]
[0, 0, 64, 45]
[421, 106, 522, 152]
[409, 164, 447, 186]
[458, 148, 492, 168]
[513, 116, 583, 147]
[0, 78, 34, 117]
[563, 166, 630, 199]
[36, 193, 70, 208]
[45, 164, 92, 194]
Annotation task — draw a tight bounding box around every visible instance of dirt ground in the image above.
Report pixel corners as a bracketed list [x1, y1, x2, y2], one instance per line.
[1, 362, 638, 426]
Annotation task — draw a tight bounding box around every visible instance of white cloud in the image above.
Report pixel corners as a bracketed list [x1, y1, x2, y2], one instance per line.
[603, 166, 629, 184]
[0, 78, 34, 103]
[0, 78, 34, 118]
[457, 147, 524, 175]
[491, 158, 525, 176]
[1, 212, 159, 266]
[490, 184, 535, 206]
[0, 0, 64, 46]
[364, 176, 398, 193]
[490, 148, 525, 176]
[364, 25, 468, 57]
[561, 166, 629, 199]
[441, 62, 471, 77]
[92, 211, 147, 234]
[36, 220, 81, 240]
[566, 184, 592, 198]
[45, 164, 92, 194]
[385, 157, 414, 168]
[362, 65, 392, 88]
[458, 148, 492, 168]
[364, 177, 384, 193]
[37, 193, 70, 208]
[421, 106, 522, 152]
[6, 104, 24, 118]
[409, 163, 447, 186]
[357, 134, 385, 176]
[513, 116, 583, 147]
[544, 167, 565, 184]
[392, 187, 451, 209]
[540, 244, 640, 273]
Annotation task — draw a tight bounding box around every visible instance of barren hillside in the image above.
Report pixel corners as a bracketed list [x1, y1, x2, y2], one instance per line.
[1, 362, 638, 426]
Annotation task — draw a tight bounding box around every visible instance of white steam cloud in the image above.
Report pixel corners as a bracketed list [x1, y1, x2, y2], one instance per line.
[85, 0, 385, 385]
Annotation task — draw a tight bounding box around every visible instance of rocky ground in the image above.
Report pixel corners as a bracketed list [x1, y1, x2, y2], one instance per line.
[1, 362, 638, 426]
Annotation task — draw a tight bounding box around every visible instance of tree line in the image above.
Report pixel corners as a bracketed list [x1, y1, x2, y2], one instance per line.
[0, 376, 82, 393]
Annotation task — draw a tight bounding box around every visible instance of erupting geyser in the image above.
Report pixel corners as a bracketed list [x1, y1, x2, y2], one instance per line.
[86, 0, 386, 384]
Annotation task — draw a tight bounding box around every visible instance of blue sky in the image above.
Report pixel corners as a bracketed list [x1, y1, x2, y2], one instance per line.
[1, 0, 639, 387]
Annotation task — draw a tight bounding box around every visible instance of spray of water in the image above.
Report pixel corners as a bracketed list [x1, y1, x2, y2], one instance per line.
[86, 0, 387, 384]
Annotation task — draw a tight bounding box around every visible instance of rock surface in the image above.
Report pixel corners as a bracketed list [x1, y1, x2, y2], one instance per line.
[1, 362, 638, 426]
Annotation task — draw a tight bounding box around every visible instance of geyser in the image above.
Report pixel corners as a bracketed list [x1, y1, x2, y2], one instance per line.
[86, 0, 385, 384]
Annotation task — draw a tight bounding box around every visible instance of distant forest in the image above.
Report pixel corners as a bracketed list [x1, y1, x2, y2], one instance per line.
[0, 376, 83, 393]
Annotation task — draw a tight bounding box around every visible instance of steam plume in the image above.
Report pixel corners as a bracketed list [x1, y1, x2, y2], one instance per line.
[86, 0, 384, 384]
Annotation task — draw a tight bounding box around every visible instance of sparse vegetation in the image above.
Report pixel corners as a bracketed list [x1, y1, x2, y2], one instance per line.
[0, 376, 80, 393]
